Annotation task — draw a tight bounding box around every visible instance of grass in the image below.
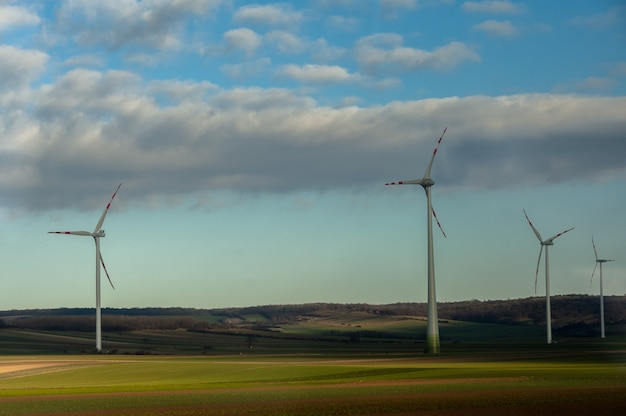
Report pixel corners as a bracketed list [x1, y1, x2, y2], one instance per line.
[1, 350, 625, 414]
[1, 314, 625, 414]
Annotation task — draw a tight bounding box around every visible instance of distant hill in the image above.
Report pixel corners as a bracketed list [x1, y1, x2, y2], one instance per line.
[2, 295, 625, 335]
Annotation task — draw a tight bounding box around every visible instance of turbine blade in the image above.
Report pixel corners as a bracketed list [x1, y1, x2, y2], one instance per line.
[385, 179, 423, 185]
[534, 246, 543, 294]
[545, 227, 574, 244]
[432, 207, 447, 238]
[48, 231, 92, 236]
[94, 183, 122, 233]
[99, 249, 115, 290]
[523, 209, 543, 242]
[590, 262, 598, 287]
[423, 127, 447, 179]
[592, 236, 599, 261]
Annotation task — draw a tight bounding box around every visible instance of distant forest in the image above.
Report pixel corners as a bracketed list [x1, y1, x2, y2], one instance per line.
[1, 295, 625, 333]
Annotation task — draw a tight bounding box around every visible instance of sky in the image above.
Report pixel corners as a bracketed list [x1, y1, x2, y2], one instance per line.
[1, 0, 625, 311]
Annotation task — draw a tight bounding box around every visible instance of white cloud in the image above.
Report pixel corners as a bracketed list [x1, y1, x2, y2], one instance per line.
[148, 79, 219, 103]
[223, 28, 262, 56]
[380, 0, 418, 19]
[63, 53, 105, 68]
[2, 70, 625, 212]
[325, 15, 360, 32]
[473, 20, 518, 37]
[0, 45, 48, 90]
[310, 38, 346, 62]
[233, 3, 303, 28]
[355, 34, 480, 74]
[462, 1, 526, 14]
[266, 31, 307, 54]
[55, 0, 226, 50]
[0, 4, 40, 30]
[277, 64, 359, 84]
[220, 57, 272, 80]
[571, 6, 626, 29]
[554, 76, 617, 93]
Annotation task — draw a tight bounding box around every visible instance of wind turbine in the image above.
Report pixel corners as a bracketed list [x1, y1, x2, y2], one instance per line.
[49, 183, 121, 352]
[591, 237, 613, 339]
[523, 209, 573, 345]
[386, 128, 448, 354]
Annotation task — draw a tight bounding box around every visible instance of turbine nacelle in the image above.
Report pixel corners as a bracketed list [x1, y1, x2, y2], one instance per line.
[95, 230, 105, 238]
[422, 178, 435, 187]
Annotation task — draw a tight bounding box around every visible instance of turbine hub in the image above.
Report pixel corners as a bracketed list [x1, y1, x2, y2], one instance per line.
[422, 178, 435, 187]
[95, 230, 105, 238]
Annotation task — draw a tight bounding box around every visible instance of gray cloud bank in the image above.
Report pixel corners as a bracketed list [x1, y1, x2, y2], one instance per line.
[1, 68, 625, 212]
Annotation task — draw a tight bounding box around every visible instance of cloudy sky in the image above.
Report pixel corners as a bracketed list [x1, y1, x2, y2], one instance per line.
[1, 0, 625, 310]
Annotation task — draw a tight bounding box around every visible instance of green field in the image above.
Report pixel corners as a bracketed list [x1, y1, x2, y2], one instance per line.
[1, 350, 625, 415]
[1, 313, 625, 415]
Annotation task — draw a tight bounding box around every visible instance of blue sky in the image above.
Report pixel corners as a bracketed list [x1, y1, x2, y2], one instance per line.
[1, 0, 625, 310]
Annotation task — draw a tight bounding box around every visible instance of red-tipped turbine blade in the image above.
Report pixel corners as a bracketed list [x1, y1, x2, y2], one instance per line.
[432, 207, 447, 238]
[545, 227, 574, 244]
[99, 250, 115, 290]
[48, 231, 92, 236]
[523, 209, 543, 242]
[423, 127, 447, 179]
[535, 246, 543, 294]
[385, 179, 423, 186]
[590, 262, 598, 287]
[94, 183, 122, 233]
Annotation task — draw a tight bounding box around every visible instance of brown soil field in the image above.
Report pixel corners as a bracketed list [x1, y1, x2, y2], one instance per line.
[2, 379, 625, 416]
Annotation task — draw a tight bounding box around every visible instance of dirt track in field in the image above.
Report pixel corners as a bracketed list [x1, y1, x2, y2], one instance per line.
[0, 360, 99, 380]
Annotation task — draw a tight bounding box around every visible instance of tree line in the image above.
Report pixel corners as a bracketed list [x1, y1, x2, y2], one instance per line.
[2, 295, 624, 332]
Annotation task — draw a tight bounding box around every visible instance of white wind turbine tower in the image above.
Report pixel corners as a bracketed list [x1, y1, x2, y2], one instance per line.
[523, 209, 573, 345]
[591, 236, 613, 339]
[49, 183, 121, 352]
[386, 128, 448, 354]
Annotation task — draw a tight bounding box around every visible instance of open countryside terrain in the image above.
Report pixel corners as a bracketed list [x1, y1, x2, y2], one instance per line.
[2, 295, 625, 355]
[1, 351, 625, 415]
[1, 296, 625, 415]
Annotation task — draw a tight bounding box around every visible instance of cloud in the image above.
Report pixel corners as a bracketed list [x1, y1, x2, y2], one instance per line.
[571, 6, 626, 29]
[355, 34, 480, 75]
[63, 53, 105, 68]
[220, 57, 272, 80]
[472, 20, 518, 37]
[325, 15, 360, 32]
[277, 64, 360, 84]
[233, 3, 303, 28]
[265, 30, 307, 54]
[380, 0, 418, 19]
[147, 79, 219, 104]
[1, 69, 625, 212]
[462, 1, 525, 14]
[609, 62, 626, 77]
[310, 38, 347, 62]
[55, 0, 225, 50]
[554, 76, 617, 93]
[0, 45, 48, 90]
[222, 28, 262, 56]
[0, 4, 40, 30]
